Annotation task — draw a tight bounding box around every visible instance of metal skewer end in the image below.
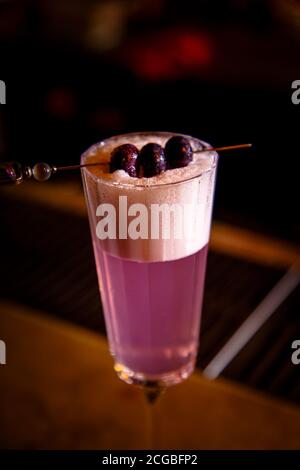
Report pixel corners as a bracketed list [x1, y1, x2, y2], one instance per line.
[194, 143, 252, 153]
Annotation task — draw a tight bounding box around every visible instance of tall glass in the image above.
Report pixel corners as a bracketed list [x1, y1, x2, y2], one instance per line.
[81, 132, 218, 389]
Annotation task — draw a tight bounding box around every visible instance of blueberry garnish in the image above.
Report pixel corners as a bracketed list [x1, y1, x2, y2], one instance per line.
[165, 135, 194, 168]
[140, 143, 166, 177]
[110, 144, 140, 177]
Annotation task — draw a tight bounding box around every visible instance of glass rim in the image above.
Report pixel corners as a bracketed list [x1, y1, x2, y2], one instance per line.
[81, 131, 218, 190]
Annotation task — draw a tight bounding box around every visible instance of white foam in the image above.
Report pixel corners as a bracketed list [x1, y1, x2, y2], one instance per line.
[81, 132, 218, 262]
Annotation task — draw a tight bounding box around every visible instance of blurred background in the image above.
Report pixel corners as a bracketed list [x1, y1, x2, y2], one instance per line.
[0, 0, 300, 238]
[1, 0, 300, 449]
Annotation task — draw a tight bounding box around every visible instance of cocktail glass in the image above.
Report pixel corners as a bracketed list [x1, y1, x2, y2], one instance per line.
[81, 132, 218, 398]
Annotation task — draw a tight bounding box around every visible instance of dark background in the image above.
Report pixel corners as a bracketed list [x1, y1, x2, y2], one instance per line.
[0, 0, 299, 241]
[1, 0, 300, 410]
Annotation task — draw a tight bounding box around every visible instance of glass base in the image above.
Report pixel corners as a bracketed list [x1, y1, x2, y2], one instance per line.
[114, 360, 195, 388]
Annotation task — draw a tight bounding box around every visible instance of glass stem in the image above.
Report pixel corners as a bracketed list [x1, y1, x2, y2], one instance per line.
[143, 386, 165, 449]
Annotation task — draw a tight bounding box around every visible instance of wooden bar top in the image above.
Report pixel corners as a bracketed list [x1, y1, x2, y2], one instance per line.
[0, 301, 300, 450]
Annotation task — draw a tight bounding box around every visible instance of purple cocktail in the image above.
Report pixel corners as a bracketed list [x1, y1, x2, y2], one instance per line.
[81, 132, 218, 387]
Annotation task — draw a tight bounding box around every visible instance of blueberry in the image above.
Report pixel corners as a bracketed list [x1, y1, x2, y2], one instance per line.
[165, 135, 194, 168]
[110, 144, 140, 177]
[140, 143, 166, 177]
